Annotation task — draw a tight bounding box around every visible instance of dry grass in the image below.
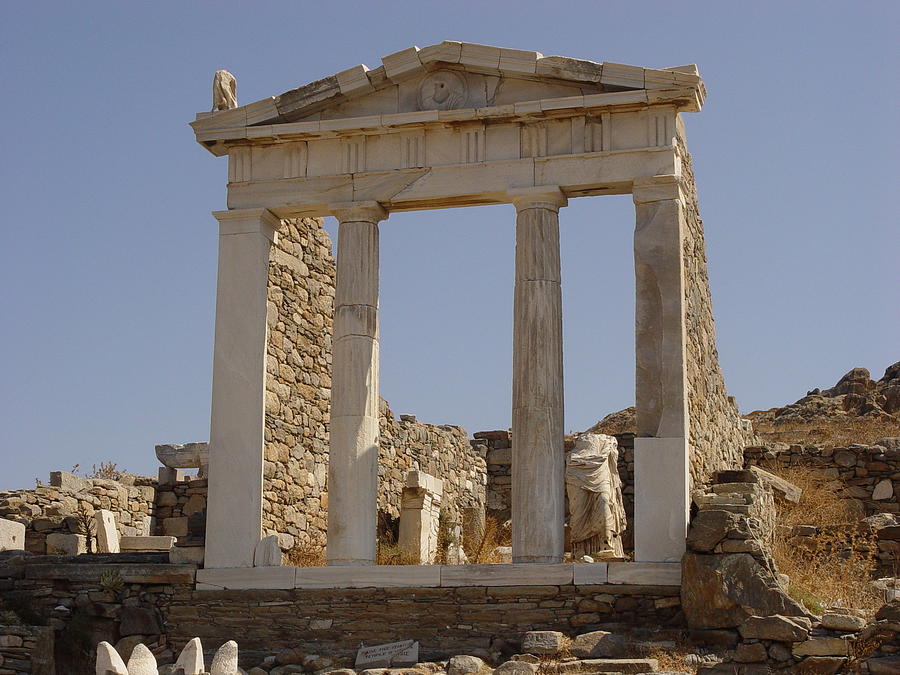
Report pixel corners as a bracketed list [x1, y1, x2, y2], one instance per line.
[749, 415, 900, 447]
[462, 514, 511, 564]
[283, 540, 326, 567]
[639, 639, 698, 674]
[766, 465, 882, 616]
[376, 541, 419, 565]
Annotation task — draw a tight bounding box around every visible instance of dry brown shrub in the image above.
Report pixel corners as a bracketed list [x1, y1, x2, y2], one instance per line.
[462, 514, 511, 564]
[284, 541, 326, 567]
[766, 465, 882, 616]
[376, 542, 419, 565]
[751, 416, 900, 447]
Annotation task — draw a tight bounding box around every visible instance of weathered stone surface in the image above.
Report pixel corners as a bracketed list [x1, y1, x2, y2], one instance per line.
[521, 631, 566, 656]
[0, 517, 26, 551]
[682, 553, 808, 628]
[254, 535, 282, 567]
[447, 655, 490, 675]
[687, 510, 739, 552]
[494, 661, 537, 675]
[126, 643, 158, 675]
[867, 656, 900, 674]
[738, 615, 809, 642]
[557, 658, 659, 674]
[732, 642, 767, 663]
[796, 656, 845, 674]
[792, 637, 848, 657]
[210, 640, 239, 675]
[96, 640, 128, 675]
[820, 612, 866, 631]
[748, 466, 801, 502]
[876, 599, 900, 621]
[46, 532, 86, 555]
[94, 509, 120, 553]
[568, 631, 630, 658]
[873, 479, 894, 500]
[120, 606, 162, 636]
[174, 637, 205, 675]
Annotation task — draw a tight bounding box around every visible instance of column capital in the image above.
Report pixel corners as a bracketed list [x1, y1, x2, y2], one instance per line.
[329, 201, 389, 224]
[212, 208, 280, 242]
[632, 175, 684, 204]
[508, 186, 567, 212]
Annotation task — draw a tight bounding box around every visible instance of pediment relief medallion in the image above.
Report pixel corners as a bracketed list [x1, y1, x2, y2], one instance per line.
[417, 69, 468, 111]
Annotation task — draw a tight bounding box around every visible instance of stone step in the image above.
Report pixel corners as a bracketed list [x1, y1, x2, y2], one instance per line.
[555, 658, 659, 673]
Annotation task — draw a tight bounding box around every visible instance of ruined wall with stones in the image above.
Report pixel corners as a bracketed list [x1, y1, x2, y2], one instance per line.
[744, 441, 900, 574]
[0, 625, 54, 674]
[0, 473, 155, 555]
[262, 218, 486, 550]
[152, 477, 208, 558]
[676, 126, 754, 486]
[378, 405, 486, 526]
[262, 217, 335, 549]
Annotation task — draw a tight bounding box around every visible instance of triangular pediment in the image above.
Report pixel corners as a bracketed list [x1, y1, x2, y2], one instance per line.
[192, 41, 704, 153]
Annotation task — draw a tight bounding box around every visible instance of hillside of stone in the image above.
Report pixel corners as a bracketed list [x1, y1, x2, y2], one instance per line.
[590, 361, 900, 446]
[745, 361, 900, 446]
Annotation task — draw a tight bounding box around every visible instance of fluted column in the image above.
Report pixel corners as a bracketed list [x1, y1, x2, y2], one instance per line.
[206, 208, 279, 569]
[509, 186, 567, 564]
[632, 175, 690, 562]
[327, 201, 387, 566]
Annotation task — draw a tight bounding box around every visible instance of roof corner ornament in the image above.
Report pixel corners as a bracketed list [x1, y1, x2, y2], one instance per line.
[212, 69, 237, 112]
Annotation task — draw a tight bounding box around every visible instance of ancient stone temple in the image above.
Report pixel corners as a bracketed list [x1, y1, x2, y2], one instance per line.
[190, 41, 748, 583]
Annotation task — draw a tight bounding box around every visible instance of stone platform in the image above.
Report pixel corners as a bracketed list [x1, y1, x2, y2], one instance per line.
[196, 561, 680, 590]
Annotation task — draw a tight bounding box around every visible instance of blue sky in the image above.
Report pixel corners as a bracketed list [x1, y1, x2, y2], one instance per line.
[1, 1, 897, 490]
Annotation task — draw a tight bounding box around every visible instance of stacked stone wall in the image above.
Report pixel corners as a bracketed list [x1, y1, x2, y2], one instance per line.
[676, 128, 755, 486]
[262, 217, 335, 549]
[152, 477, 207, 546]
[0, 473, 155, 555]
[0, 625, 54, 674]
[262, 217, 486, 550]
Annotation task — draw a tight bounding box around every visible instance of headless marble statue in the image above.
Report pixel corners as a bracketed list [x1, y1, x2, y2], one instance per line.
[566, 432, 627, 559]
[212, 69, 237, 111]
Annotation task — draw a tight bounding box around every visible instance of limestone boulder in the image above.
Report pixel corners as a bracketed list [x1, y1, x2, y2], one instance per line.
[568, 630, 630, 658]
[792, 637, 848, 657]
[682, 553, 809, 629]
[686, 510, 740, 552]
[796, 656, 845, 673]
[867, 656, 900, 674]
[494, 661, 537, 675]
[447, 655, 491, 675]
[521, 630, 566, 656]
[820, 612, 865, 631]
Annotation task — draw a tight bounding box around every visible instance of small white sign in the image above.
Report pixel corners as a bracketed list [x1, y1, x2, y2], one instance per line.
[355, 639, 419, 668]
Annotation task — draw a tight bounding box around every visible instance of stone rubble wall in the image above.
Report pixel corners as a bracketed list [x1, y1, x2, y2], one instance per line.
[152, 478, 208, 546]
[262, 217, 335, 549]
[676, 128, 755, 487]
[0, 624, 54, 674]
[744, 443, 900, 515]
[0, 473, 155, 555]
[262, 217, 486, 550]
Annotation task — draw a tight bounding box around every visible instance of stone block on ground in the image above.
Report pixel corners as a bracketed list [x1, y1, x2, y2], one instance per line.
[867, 656, 900, 675]
[494, 662, 537, 675]
[447, 655, 490, 675]
[556, 658, 659, 674]
[733, 643, 767, 663]
[820, 612, 866, 631]
[796, 656, 845, 674]
[94, 509, 120, 553]
[521, 630, 566, 656]
[682, 553, 809, 628]
[748, 466, 801, 502]
[568, 631, 630, 658]
[0, 517, 26, 551]
[738, 615, 809, 642]
[46, 532, 86, 555]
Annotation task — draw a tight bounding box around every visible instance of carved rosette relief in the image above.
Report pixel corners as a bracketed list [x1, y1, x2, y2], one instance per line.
[417, 69, 468, 111]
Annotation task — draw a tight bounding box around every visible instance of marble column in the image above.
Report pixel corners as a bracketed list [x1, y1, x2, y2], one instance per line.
[509, 186, 567, 564]
[631, 175, 690, 563]
[327, 201, 387, 566]
[206, 208, 279, 569]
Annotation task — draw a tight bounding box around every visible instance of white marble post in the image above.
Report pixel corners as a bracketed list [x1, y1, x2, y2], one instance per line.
[631, 175, 690, 563]
[327, 201, 387, 566]
[509, 186, 567, 564]
[205, 208, 279, 569]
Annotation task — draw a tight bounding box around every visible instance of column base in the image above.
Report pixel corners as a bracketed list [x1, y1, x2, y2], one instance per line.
[633, 437, 689, 563]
